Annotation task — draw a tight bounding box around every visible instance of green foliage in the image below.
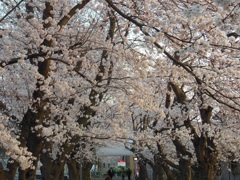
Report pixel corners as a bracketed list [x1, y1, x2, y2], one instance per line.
[111, 166, 129, 176]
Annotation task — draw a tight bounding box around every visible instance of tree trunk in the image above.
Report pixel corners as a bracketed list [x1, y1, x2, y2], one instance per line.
[58, 168, 65, 180]
[138, 159, 149, 180]
[193, 106, 218, 180]
[40, 152, 66, 180]
[178, 158, 192, 180]
[152, 165, 166, 180]
[203, 163, 217, 180]
[155, 143, 177, 180]
[18, 156, 40, 180]
[0, 163, 6, 180]
[82, 161, 92, 180]
[67, 160, 80, 180]
[162, 165, 176, 180]
[194, 159, 218, 180]
[193, 163, 217, 180]
[18, 139, 42, 180]
[5, 160, 18, 180]
[18, 123, 43, 180]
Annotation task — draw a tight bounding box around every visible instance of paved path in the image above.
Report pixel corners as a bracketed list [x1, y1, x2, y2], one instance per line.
[91, 177, 122, 180]
[91, 177, 134, 180]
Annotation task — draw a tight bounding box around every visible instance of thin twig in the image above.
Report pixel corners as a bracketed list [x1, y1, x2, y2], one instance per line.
[0, 0, 24, 23]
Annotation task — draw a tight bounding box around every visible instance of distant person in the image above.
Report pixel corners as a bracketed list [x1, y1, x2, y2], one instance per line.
[134, 171, 139, 180]
[108, 167, 114, 180]
[105, 176, 111, 180]
[121, 167, 125, 180]
[126, 168, 132, 180]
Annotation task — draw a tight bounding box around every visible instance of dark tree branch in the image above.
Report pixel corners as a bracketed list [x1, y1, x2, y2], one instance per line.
[0, 0, 24, 23]
[57, 0, 90, 28]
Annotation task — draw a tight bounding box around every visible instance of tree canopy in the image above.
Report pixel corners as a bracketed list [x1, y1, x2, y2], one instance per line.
[0, 0, 239, 179]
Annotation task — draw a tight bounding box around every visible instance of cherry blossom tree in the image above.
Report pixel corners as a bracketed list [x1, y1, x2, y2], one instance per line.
[102, 0, 240, 179]
[0, 0, 141, 179]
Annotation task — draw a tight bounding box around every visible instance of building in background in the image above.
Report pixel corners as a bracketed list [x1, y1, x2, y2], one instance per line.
[96, 146, 135, 175]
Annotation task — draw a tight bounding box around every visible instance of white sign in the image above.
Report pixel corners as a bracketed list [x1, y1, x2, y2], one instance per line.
[118, 160, 126, 166]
